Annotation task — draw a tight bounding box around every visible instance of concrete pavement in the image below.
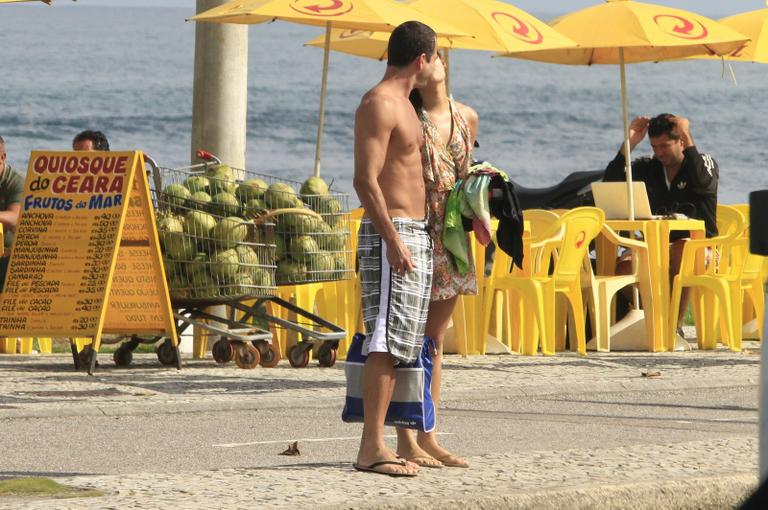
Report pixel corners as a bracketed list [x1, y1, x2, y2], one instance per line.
[0, 339, 762, 509]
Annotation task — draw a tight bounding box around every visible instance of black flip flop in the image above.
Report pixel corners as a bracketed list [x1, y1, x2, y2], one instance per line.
[353, 460, 417, 477]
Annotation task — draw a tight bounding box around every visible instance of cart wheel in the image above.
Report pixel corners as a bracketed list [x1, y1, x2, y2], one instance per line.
[317, 345, 337, 368]
[78, 345, 95, 370]
[156, 340, 178, 366]
[288, 344, 310, 368]
[255, 341, 280, 368]
[113, 346, 133, 367]
[234, 344, 261, 369]
[212, 339, 235, 364]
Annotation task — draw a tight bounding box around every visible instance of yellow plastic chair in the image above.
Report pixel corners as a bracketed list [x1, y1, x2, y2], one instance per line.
[731, 204, 764, 340]
[581, 225, 656, 352]
[0, 338, 15, 353]
[450, 230, 489, 355]
[483, 211, 561, 353]
[669, 205, 747, 351]
[483, 207, 605, 356]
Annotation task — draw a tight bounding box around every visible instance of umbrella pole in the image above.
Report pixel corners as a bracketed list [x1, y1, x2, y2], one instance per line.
[619, 48, 641, 310]
[314, 21, 332, 178]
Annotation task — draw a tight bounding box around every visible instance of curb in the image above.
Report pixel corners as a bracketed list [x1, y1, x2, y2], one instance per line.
[329, 473, 757, 510]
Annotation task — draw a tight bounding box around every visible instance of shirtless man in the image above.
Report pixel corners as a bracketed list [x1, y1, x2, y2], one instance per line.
[352, 21, 438, 477]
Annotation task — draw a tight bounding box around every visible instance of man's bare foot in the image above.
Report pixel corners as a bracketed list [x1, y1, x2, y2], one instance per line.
[356, 446, 419, 476]
[418, 439, 469, 468]
[396, 444, 443, 468]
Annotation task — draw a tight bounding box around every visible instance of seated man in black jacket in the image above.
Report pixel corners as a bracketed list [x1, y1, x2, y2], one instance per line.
[605, 114, 719, 335]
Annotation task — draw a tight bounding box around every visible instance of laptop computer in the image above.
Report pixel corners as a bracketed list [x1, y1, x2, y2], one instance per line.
[591, 182, 655, 220]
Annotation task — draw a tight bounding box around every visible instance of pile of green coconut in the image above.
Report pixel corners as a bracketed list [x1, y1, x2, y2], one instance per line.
[157, 163, 350, 301]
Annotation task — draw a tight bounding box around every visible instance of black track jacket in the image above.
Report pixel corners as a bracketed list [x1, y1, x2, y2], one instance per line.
[604, 146, 719, 239]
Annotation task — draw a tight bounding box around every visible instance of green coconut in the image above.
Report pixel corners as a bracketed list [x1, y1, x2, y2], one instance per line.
[276, 258, 307, 284]
[307, 252, 335, 277]
[317, 196, 343, 227]
[290, 235, 320, 262]
[157, 215, 185, 246]
[184, 175, 210, 194]
[191, 272, 220, 299]
[162, 257, 185, 278]
[265, 182, 301, 210]
[168, 274, 192, 300]
[164, 235, 197, 261]
[188, 191, 212, 211]
[209, 192, 241, 217]
[236, 178, 269, 202]
[278, 212, 319, 235]
[163, 183, 192, 212]
[317, 228, 349, 252]
[275, 236, 288, 260]
[204, 163, 237, 194]
[186, 252, 209, 278]
[209, 249, 241, 282]
[184, 210, 217, 238]
[211, 216, 248, 249]
[241, 198, 267, 218]
[300, 176, 330, 197]
[251, 267, 273, 288]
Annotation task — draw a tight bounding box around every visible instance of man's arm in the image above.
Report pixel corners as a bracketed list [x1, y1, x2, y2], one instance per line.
[605, 116, 649, 181]
[0, 204, 20, 232]
[353, 95, 414, 273]
[672, 117, 717, 193]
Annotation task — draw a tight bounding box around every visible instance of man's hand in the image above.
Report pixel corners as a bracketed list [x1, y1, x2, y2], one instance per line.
[386, 235, 415, 276]
[670, 116, 694, 148]
[621, 116, 649, 156]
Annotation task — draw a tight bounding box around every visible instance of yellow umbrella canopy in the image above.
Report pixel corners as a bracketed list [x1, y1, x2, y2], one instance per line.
[191, 0, 467, 177]
[510, 0, 749, 65]
[190, 0, 466, 36]
[716, 5, 768, 63]
[305, 0, 577, 58]
[503, 0, 749, 224]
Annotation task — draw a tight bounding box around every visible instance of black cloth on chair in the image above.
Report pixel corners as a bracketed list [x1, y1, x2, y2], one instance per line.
[488, 174, 524, 271]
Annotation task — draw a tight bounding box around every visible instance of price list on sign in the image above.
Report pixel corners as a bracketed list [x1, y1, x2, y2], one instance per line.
[104, 170, 173, 334]
[0, 151, 177, 351]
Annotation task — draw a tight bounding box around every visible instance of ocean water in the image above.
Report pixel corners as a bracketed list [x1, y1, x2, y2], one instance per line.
[0, 5, 765, 204]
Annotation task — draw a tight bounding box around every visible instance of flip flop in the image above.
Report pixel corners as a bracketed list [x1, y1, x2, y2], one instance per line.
[407, 456, 443, 468]
[436, 454, 470, 468]
[353, 460, 418, 477]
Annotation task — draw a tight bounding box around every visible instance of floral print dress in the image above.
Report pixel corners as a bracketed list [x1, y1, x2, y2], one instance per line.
[419, 98, 477, 301]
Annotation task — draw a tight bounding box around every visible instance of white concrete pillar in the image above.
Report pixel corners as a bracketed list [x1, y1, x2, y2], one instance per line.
[189, 0, 249, 355]
[191, 0, 248, 168]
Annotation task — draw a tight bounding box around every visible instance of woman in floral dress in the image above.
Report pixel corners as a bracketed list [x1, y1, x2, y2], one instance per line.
[396, 53, 478, 469]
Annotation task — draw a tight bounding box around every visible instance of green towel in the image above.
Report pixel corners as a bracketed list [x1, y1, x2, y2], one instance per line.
[443, 179, 471, 274]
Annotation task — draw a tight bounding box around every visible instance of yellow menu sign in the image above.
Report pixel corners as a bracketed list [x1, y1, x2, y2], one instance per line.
[0, 151, 177, 366]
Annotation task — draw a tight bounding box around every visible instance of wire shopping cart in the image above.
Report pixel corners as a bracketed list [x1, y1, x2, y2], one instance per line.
[145, 151, 352, 368]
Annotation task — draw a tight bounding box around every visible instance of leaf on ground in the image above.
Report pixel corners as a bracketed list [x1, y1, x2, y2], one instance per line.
[279, 441, 300, 456]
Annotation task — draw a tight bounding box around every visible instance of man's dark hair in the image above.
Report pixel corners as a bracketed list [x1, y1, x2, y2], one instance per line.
[73, 130, 110, 151]
[648, 114, 680, 140]
[387, 21, 436, 68]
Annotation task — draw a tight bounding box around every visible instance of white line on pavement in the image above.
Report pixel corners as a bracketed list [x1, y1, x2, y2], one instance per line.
[213, 433, 456, 448]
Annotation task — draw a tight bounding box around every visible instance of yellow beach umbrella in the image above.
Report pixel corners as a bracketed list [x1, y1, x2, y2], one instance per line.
[304, 0, 576, 92]
[191, 0, 467, 177]
[716, 3, 768, 63]
[505, 0, 749, 221]
[306, 0, 577, 57]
